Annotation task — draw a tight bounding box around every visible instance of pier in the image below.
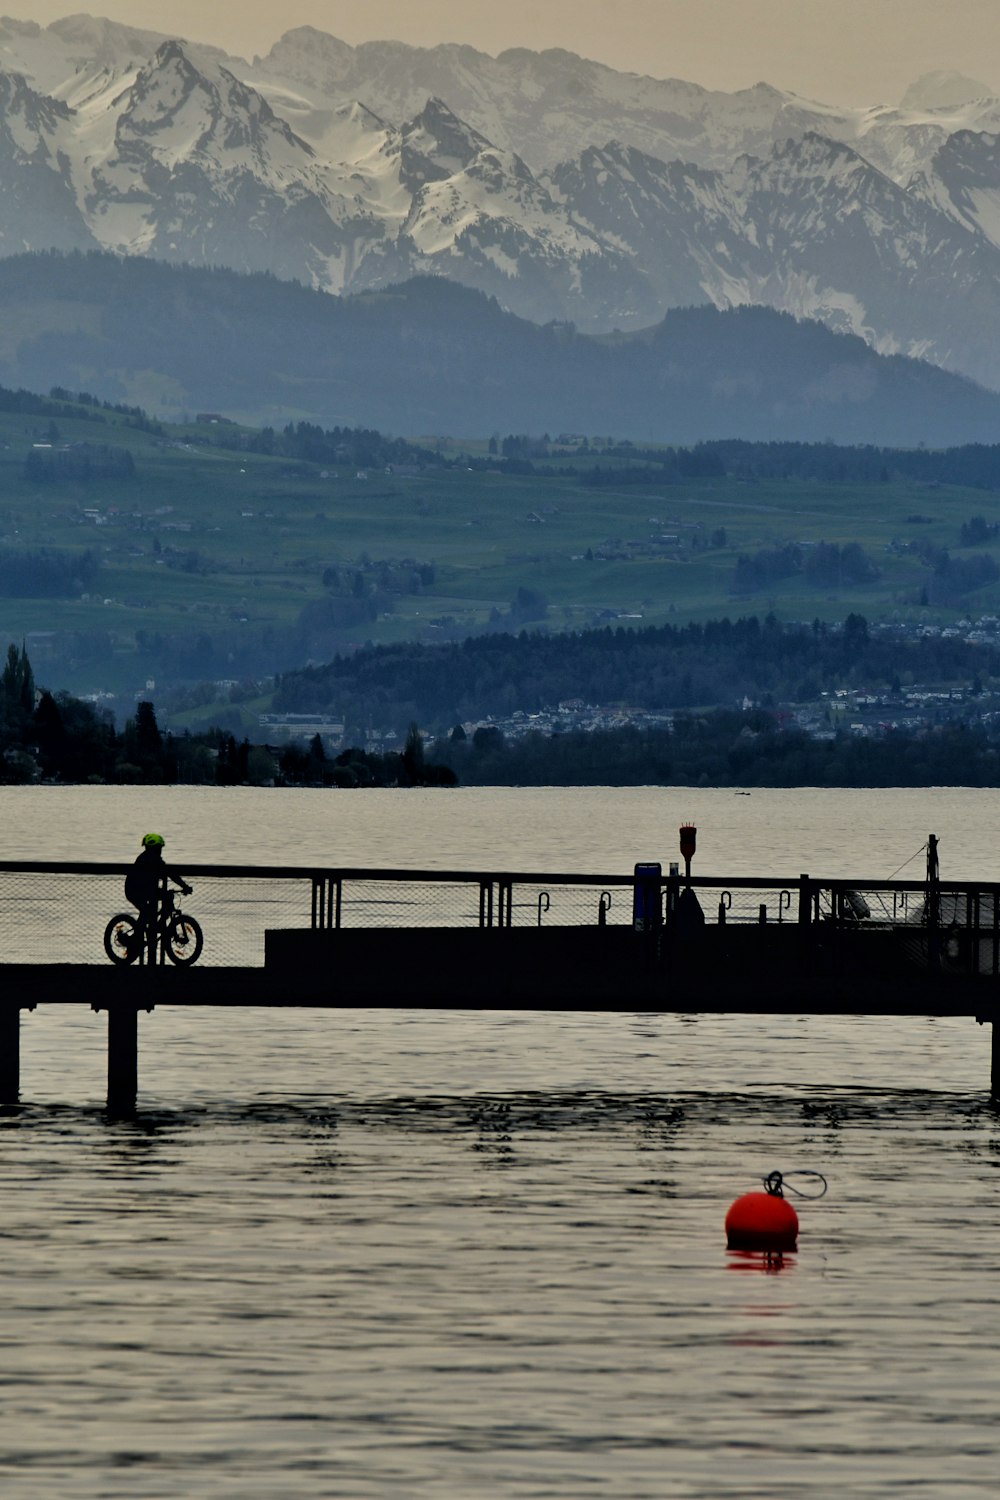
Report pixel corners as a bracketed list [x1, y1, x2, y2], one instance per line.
[1, 833, 998, 1111]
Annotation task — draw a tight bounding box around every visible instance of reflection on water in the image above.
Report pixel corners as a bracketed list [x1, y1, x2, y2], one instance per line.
[725, 1248, 796, 1274]
[2, 788, 1000, 1496]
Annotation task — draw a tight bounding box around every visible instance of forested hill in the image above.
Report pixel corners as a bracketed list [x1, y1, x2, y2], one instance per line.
[675, 440, 1000, 490]
[3, 252, 1000, 444]
[274, 616, 998, 729]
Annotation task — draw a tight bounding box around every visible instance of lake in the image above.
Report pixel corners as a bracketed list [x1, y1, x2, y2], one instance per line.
[2, 785, 999, 1497]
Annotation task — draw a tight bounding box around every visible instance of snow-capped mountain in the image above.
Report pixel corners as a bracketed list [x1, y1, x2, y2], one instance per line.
[10, 16, 999, 188]
[4, 17, 1000, 383]
[249, 26, 862, 176]
[547, 132, 1000, 386]
[74, 40, 393, 288]
[348, 98, 658, 326]
[907, 130, 1000, 251]
[0, 36, 656, 324]
[0, 66, 95, 252]
[0, 12, 235, 100]
[111, 42, 643, 320]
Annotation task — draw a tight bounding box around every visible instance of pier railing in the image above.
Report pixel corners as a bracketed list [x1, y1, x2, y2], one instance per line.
[0, 861, 998, 978]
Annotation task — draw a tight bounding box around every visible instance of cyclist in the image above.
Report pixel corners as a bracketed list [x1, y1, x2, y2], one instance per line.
[125, 833, 192, 953]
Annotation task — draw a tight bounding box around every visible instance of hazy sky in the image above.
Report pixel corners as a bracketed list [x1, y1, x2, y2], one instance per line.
[16, 1, 1000, 104]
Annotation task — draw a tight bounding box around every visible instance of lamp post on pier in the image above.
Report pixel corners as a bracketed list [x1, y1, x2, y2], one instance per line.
[680, 824, 697, 883]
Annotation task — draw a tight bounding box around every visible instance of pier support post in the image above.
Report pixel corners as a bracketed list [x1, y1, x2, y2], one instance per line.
[992, 1021, 1000, 1105]
[798, 875, 812, 974]
[0, 1004, 20, 1105]
[106, 1003, 141, 1115]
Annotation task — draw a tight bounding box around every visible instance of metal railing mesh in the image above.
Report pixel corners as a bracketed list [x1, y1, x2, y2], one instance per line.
[320, 879, 630, 933]
[0, 870, 638, 967]
[0, 872, 314, 967]
[0, 865, 998, 973]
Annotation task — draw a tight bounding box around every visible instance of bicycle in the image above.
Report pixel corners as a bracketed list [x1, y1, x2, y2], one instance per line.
[104, 887, 204, 966]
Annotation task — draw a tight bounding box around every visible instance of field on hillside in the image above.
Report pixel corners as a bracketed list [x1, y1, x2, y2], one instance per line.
[0, 401, 996, 718]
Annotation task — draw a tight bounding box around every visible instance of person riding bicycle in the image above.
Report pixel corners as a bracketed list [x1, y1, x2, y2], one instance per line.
[125, 833, 191, 948]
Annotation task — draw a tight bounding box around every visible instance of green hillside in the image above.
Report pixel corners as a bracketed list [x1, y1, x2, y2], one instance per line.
[2, 384, 1000, 723]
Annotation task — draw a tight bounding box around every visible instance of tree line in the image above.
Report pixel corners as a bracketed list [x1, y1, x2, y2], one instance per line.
[732, 541, 881, 595]
[0, 644, 459, 787]
[274, 614, 1000, 733]
[0, 643, 235, 785]
[8, 637, 1000, 789]
[23, 443, 136, 483]
[215, 420, 442, 470]
[426, 712, 1000, 788]
[0, 547, 100, 598]
[0, 377, 156, 429]
[471, 436, 1000, 491]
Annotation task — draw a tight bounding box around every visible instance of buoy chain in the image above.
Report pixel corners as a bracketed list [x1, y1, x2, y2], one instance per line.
[762, 1168, 828, 1200]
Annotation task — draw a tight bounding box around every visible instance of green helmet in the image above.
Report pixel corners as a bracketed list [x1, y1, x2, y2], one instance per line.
[141, 832, 165, 848]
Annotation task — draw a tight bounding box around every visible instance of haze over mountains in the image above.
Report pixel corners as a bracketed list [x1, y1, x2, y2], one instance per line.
[4, 14, 1000, 407]
[2, 253, 998, 447]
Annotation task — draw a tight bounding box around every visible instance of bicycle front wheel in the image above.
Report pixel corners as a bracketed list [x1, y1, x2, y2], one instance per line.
[165, 914, 203, 966]
[104, 913, 140, 965]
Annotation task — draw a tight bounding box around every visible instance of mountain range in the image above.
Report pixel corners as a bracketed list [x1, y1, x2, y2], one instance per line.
[4, 16, 1000, 387]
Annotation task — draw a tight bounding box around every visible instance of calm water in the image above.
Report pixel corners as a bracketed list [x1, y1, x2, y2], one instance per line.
[3, 786, 1000, 1497]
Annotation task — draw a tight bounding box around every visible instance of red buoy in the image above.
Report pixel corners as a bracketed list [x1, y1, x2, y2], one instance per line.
[725, 1190, 799, 1251]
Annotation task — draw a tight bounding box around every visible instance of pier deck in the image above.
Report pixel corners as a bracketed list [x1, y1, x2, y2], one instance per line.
[1, 852, 997, 1110]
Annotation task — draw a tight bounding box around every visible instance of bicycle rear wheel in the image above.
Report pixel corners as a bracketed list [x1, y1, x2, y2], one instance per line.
[104, 913, 140, 965]
[165, 914, 203, 966]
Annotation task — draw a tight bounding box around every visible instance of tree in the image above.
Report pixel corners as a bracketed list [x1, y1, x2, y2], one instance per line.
[402, 722, 425, 784]
[511, 586, 548, 623]
[306, 732, 327, 783]
[247, 746, 277, 785]
[119, 701, 171, 781]
[961, 516, 997, 547]
[135, 701, 163, 758]
[473, 726, 505, 755]
[2, 642, 34, 715]
[842, 613, 870, 654]
[29, 690, 72, 777]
